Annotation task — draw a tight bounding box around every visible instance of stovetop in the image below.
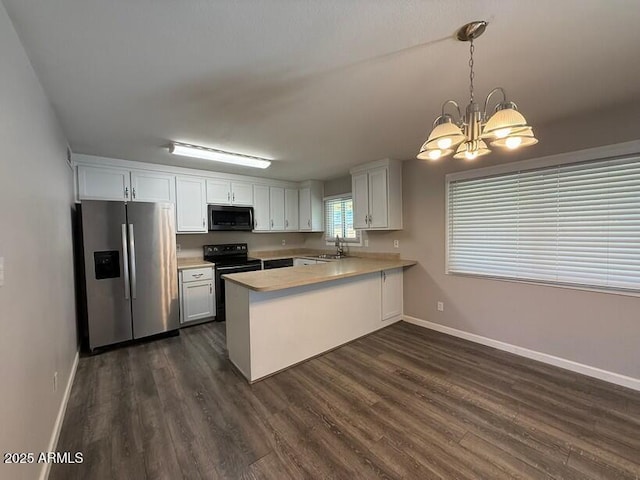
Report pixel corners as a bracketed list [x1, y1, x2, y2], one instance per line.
[203, 243, 261, 268]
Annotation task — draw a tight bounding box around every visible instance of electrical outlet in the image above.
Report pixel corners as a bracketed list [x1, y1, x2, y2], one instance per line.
[0, 257, 4, 287]
[53, 372, 58, 393]
[364, 239, 369, 247]
[437, 301, 444, 312]
[393, 240, 399, 248]
[176, 244, 181, 253]
[281, 239, 286, 246]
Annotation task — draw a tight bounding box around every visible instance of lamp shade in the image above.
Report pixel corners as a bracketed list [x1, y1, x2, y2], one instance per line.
[422, 115, 465, 151]
[490, 127, 538, 149]
[417, 145, 454, 161]
[482, 102, 531, 140]
[453, 139, 491, 160]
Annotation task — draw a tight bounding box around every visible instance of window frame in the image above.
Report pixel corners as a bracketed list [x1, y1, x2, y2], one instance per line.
[445, 140, 640, 298]
[324, 194, 362, 246]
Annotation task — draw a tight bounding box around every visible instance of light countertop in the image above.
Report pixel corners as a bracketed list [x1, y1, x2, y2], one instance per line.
[250, 249, 402, 262]
[222, 257, 416, 292]
[177, 258, 214, 270]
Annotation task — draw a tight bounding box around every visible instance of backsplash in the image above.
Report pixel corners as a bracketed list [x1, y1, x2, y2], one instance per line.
[176, 232, 307, 259]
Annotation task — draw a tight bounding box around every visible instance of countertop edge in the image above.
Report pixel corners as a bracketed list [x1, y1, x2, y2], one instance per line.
[177, 259, 215, 270]
[223, 260, 416, 292]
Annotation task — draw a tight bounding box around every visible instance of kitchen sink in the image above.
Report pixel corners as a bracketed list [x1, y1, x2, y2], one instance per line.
[313, 254, 348, 260]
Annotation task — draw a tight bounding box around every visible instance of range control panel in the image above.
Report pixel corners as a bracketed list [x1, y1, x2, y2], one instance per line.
[203, 243, 248, 258]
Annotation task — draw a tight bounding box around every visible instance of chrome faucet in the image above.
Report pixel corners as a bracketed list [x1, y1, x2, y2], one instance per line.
[335, 235, 344, 256]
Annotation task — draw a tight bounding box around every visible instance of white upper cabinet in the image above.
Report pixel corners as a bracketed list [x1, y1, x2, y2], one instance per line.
[206, 179, 231, 204]
[231, 182, 254, 206]
[352, 172, 369, 229]
[350, 159, 403, 230]
[130, 170, 175, 203]
[367, 167, 388, 228]
[77, 165, 131, 201]
[298, 181, 324, 232]
[175, 176, 207, 233]
[253, 185, 271, 231]
[78, 165, 175, 203]
[381, 268, 403, 321]
[269, 187, 285, 231]
[75, 155, 327, 233]
[206, 179, 254, 206]
[284, 188, 299, 231]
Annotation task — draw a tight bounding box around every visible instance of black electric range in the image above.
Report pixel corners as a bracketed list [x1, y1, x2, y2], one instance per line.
[203, 243, 262, 321]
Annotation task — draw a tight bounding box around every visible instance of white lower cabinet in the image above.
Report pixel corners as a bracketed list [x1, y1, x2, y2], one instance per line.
[180, 267, 215, 325]
[381, 268, 403, 321]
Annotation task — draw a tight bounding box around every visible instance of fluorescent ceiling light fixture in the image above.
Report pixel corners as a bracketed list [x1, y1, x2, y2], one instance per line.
[169, 142, 272, 169]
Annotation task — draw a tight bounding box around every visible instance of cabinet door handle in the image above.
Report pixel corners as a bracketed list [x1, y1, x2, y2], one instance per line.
[232, 192, 235, 202]
[125, 187, 129, 199]
[271, 219, 274, 228]
[132, 187, 136, 199]
[210, 284, 213, 294]
[285, 219, 289, 228]
[383, 271, 386, 282]
[227, 192, 230, 202]
[254, 220, 257, 228]
[308, 219, 311, 227]
[202, 218, 205, 228]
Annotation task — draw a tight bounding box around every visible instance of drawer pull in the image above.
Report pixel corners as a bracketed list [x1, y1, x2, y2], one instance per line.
[192, 273, 204, 278]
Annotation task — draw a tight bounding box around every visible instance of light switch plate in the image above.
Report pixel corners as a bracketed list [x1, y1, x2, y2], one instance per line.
[393, 240, 399, 248]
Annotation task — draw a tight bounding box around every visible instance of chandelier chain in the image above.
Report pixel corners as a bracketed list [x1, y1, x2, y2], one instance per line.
[469, 39, 475, 104]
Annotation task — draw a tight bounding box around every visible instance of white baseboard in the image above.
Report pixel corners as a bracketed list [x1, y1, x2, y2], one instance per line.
[402, 315, 640, 392]
[40, 350, 80, 480]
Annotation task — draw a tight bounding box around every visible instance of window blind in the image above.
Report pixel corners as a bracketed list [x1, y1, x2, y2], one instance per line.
[324, 196, 358, 241]
[447, 156, 640, 292]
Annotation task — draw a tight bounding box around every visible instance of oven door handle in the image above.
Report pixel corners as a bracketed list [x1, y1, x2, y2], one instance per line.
[216, 265, 261, 272]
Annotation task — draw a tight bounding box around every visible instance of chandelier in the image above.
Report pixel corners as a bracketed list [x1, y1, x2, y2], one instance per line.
[417, 21, 537, 161]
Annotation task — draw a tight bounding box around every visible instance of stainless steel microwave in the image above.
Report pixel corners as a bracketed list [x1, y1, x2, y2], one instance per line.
[208, 205, 254, 231]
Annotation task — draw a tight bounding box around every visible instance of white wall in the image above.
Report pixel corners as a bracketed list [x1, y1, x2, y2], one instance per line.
[0, 2, 77, 480]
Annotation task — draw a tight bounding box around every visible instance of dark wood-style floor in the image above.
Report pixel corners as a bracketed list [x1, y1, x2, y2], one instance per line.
[51, 321, 640, 480]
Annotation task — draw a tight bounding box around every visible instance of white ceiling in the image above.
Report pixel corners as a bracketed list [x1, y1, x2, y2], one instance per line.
[4, 0, 640, 180]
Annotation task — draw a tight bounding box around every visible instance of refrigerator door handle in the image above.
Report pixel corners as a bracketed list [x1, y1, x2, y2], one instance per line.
[121, 224, 130, 300]
[128, 224, 137, 299]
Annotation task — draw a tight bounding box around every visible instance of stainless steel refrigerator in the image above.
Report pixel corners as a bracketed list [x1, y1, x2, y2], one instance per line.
[78, 200, 179, 351]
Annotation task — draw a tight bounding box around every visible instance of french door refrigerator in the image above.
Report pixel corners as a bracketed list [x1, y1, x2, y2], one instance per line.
[78, 200, 179, 351]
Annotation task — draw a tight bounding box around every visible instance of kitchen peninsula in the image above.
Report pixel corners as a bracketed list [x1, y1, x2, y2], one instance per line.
[223, 257, 416, 382]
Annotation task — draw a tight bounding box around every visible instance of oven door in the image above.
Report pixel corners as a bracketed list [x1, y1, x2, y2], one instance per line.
[215, 263, 262, 321]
